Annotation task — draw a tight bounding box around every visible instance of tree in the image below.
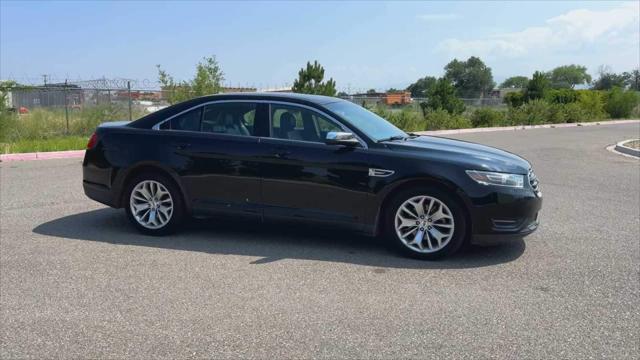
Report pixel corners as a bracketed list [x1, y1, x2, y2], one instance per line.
[592, 70, 627, 90]
[406, 76, 437, 97]
[500, 76, 529, 89]
[525, 71, 550, 101]
[623, 69, 640, 91]
[604, 87, 639, 118]
[157, 55, 224, 104]
[366, 89, 377, 95]
[292, 60, 336, 96]
[443, 56, 495, 98]
[337, 91, 349, 97]
[548, 64, 591, 89]
[420, 77, 465, 115]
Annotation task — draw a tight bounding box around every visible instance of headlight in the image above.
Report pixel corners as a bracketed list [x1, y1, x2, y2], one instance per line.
[466, 170, 524, 188]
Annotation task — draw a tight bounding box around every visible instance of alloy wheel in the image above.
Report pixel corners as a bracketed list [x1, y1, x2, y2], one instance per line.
[394, 195, 455, 253]
[129, 180, 174, 229]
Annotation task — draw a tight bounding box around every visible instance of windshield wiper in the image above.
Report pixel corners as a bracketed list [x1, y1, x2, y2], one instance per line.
[377, 135, 407, 143]
[377, 135, 409, 143]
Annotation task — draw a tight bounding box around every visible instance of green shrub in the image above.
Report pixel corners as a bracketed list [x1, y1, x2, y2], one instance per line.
[522, 99, 552, 125]
[424, 108, 472, 130]
[562, 102, 586, 123]
[546, 89, 578, 104]
[470, 108, 507, 127]
[604, 87, 639, 118]
[576, 90, 606, 121]
[547, 103, 566, 123]
[507, 106, 527, 126]
[372, 106, 425, 132]
[388, 109, 425, 132]
[503, 91, 525, 107]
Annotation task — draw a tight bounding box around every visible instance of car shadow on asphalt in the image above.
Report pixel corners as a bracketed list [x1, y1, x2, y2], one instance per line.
[33, 208, 525, 269]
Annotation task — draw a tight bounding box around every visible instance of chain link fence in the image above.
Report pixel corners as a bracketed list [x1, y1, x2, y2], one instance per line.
[3, 85, 505, 137]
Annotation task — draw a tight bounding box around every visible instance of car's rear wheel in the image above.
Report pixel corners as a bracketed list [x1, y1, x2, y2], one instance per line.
[125, 173, 184, 235]
[385, 187, 466, 260]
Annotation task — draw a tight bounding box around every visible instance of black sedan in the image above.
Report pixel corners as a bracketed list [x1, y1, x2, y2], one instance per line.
[82, 93, 542, 259]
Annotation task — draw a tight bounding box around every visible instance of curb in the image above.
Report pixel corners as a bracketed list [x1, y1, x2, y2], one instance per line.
[0, 150, 85, 163]
[417, 119, 639, 136]
[614, 139, 640, 158]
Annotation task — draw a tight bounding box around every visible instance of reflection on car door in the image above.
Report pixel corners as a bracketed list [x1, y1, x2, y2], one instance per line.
[260, 103, 373, 229]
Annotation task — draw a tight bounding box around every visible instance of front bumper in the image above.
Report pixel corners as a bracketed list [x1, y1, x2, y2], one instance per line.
[468, 188, 542, 246]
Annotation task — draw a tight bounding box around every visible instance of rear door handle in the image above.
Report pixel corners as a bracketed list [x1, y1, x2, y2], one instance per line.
[176, 143, 191, 150]
[273, 148, 291, 158]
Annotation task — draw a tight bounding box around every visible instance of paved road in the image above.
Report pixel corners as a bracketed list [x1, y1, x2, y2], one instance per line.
[1, 123, 639, 359]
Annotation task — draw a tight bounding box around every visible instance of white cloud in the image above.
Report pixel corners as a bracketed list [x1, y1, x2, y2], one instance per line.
[417, 13, 459, 21]
[437, 2, 639, 59]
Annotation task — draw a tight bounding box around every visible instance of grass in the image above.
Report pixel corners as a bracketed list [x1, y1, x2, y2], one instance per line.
[1, 136, 88, 154]
[0, 104, 145, 154]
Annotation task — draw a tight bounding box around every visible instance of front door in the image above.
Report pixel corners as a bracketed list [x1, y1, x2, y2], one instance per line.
[260, 103, 372, 227]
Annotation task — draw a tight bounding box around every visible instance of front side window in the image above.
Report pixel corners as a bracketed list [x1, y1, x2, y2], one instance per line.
[270, 104, 342, 143]
[202, 102, 256, 136]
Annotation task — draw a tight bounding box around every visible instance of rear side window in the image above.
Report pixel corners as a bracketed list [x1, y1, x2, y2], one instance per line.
[201, 102, 256, 136]
[160, 108, 202, 131]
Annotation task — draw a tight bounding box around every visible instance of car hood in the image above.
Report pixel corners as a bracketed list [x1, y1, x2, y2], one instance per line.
[385, 135, 531, 174]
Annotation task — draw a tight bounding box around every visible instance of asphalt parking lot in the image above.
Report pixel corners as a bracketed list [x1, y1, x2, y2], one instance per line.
[1, 123, 639, 359]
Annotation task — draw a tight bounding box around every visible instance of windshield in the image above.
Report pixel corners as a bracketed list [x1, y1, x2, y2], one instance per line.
[325, 101, 407, 142]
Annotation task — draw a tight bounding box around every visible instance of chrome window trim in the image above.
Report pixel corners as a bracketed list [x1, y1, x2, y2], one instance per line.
[152, 99, 259, 132]
[151, 99, 368, 148]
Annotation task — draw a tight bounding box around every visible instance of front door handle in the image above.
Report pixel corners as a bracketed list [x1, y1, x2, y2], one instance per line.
[176, 143, 191, 150]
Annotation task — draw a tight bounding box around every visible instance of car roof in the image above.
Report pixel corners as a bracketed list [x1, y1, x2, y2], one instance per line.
[128, 92, 345, 129]
[194, 92, 341, 105]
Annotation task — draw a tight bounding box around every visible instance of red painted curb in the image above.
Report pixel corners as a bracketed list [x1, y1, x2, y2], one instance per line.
[0, 150, 85, 162]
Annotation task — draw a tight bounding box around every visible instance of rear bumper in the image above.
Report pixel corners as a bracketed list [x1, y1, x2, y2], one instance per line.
[83, 180, 119, 208]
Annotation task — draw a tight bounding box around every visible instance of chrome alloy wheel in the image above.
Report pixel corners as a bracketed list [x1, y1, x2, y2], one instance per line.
[394, 195, 455, 253]
[129, 180, 174, 229]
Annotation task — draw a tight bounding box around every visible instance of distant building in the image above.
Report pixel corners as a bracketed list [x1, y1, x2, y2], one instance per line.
[221, 87, 257, 93]
[260, 87, 292, 93]
[8, 83, 84, 109]
[382, 91, 412, 105]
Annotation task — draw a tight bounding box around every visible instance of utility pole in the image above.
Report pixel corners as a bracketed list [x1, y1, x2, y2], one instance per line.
[64, 79, 69, 134]
[42, 74, 48, 86]
[127, 81, 132, 121]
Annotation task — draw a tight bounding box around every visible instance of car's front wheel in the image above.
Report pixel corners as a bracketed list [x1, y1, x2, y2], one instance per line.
[385, 187, 466, 260]
[125, 173, 184, 235]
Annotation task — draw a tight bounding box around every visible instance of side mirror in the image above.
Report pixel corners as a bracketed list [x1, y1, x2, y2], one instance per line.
[325, 131, 360, 147]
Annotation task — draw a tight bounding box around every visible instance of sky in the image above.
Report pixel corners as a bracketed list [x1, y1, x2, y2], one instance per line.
[1, 0, 638, 92]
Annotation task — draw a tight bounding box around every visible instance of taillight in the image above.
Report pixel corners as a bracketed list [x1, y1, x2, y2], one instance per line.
[87, 132, 98, 149]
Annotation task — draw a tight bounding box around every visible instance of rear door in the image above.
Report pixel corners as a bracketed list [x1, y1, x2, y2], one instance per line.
[259, 102, 372, 228]
[160, 101, 268, 217]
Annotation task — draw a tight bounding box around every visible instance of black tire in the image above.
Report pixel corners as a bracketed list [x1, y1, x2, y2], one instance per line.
[384, 186, 467, 260]
[124, 172, 185, 236]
